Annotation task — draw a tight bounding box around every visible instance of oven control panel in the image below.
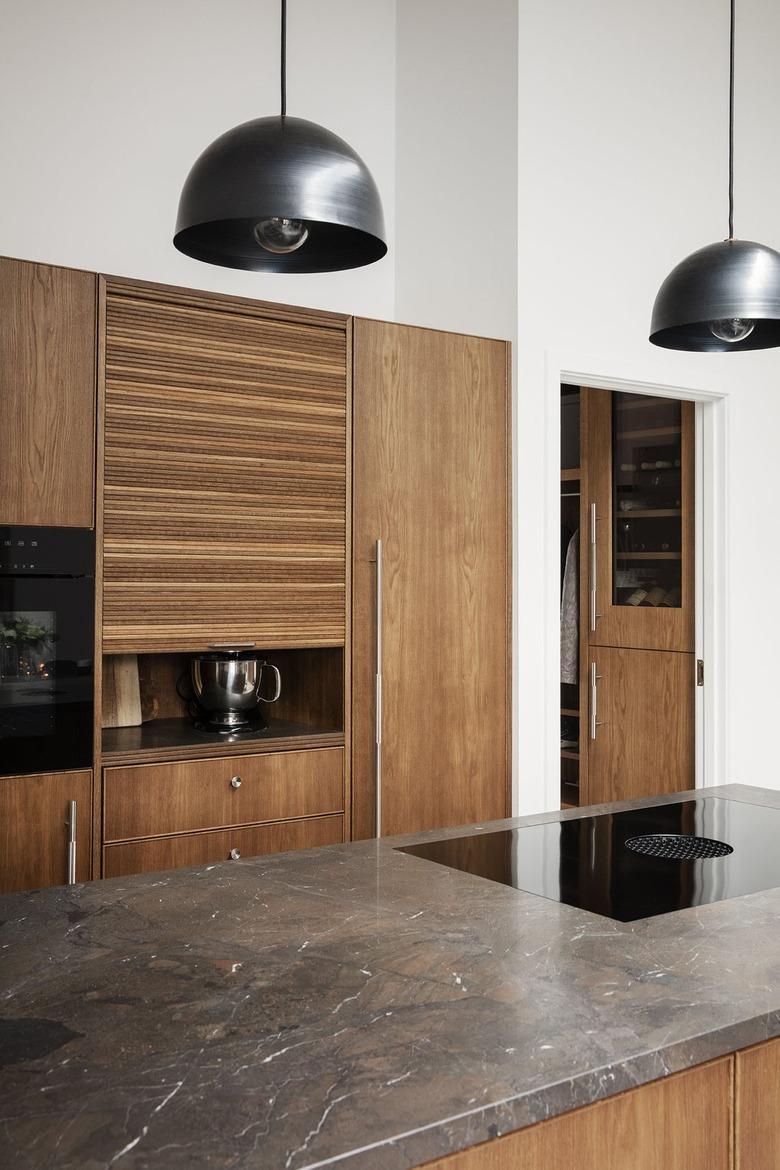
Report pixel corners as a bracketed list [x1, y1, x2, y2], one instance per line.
[0, 527, 95, 577]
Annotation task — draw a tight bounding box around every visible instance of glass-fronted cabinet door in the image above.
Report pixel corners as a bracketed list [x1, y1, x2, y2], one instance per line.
[588, 391, 694, 653]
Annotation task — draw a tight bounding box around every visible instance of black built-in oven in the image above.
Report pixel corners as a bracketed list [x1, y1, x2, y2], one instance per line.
[0, 527, 94, 776]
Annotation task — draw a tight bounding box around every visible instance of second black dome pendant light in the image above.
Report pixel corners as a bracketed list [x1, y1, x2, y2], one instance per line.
[650, 0, 780, 351]
[173, 0, 386, 273]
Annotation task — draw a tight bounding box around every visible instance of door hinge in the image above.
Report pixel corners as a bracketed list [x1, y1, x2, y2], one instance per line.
[696, 659, 704, 687]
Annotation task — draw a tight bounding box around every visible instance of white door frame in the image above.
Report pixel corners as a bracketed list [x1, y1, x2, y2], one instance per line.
[540, 359, 728, 814]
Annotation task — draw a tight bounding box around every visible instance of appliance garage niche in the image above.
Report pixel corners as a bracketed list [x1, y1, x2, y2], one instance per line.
[0, 255, 511, 893]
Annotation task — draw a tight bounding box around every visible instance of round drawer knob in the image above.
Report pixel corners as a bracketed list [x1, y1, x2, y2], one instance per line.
[229, 848, 241, 860]
[230, 776, 242, 789]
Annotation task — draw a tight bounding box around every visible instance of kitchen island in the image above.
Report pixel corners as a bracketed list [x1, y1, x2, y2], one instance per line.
[1, 783, 779, 1169]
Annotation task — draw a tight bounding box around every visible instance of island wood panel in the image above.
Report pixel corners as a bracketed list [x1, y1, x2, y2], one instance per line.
[352, 320, 511, 839]
[0, 257, 96, 527]
[103, 747, 343, 841]
[588, 391, 694, 653]
[101, 281, 348, 652]
[418, 1057, 732, 1170]
[735, 1037, 780, 1170]
[103, 813, 343, 877]
[588, 646, 694, 804]
[0, 770, 92, 894]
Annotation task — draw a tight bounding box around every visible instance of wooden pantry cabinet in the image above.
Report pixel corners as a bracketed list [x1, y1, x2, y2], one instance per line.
[560, 385, 696, 809]
[0, 257, 96, 528]
[352, 320, 511, 838]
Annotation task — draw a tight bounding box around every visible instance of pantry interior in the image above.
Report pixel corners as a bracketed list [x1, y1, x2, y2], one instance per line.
[560, 385, 696, 810]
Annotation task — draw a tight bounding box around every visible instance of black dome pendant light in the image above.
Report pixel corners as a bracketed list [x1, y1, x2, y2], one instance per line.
[650, 0, 780, 351]
[173, 0, 386, 273]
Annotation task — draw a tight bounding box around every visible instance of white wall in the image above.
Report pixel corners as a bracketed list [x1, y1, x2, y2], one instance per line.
[394, 0, 518, 342]
[0, 0, 396, 318]
[516, 0, 780, 805]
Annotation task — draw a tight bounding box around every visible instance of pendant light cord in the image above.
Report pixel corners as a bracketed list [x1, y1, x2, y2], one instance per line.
[280, 0, 287, 118]
[728, 0, 735, 239]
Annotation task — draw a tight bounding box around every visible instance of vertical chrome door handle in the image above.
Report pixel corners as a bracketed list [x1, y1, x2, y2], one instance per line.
[590, 662, 605, 740]
[589, 502, 599, 631]
[67, 800, 77, 885]
[374, 538, 383, 838]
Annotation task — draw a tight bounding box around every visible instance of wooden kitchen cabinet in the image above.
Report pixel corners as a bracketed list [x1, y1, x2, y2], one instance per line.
[352, 319, 511, 838]
[419, 1057, 732, 1170]
[0, 770, 92, 894]
[588, 646, 694, 804]
[100, 278, 349, 653]
[0, 257, 96, 527]
[735, 1036, 780, 1169]
[103, 747, 344, 841]
[103, 813, 343, 878]
[588, 390, 694, 653]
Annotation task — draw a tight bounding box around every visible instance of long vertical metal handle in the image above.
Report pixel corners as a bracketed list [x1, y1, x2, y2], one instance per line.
[375, 539, 383, 838]
[589, 502, 598, 631]
[67, 800, 77, 885]
[590, 662, 604, 740]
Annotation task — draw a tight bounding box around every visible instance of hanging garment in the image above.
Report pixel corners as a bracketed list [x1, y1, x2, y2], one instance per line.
[560, 529, 579, 684]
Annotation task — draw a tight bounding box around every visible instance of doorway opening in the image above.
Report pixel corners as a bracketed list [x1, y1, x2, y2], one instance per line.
[556, 380, 722, 811]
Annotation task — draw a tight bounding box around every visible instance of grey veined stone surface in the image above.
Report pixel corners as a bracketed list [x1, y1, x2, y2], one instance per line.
[1, 783, 779, 1169]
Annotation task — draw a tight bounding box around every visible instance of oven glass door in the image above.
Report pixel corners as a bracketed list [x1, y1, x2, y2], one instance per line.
[0, 576, 93, 775]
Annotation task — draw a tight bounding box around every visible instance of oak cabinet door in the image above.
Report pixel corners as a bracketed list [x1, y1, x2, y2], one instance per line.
[0, 258, 96, 527]
[101, 281, 348, 653]
[588, 646, 694, 804]
[735, 1037, 780, 1170]
[0, 770, 92, 894]
[352, 319, 511, 838]
[420, 1058, 732, 1170]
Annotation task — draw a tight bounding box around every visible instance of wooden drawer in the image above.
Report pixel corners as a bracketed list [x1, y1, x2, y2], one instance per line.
[103, 814, 343, 878]
[103, 747, 343, 842]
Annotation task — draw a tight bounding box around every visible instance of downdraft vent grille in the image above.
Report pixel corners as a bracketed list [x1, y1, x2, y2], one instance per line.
[625, 834, 734, 861]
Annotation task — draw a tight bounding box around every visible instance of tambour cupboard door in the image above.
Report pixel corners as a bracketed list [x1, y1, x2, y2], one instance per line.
[352, 319, 511, 839]
[0, 257, 96, 527]
[0, 770, 92, 894]
[101, 280, 348, 653]
[417, 1057, 732, 1170]
[735, 1037, 780, 1170]
[588, 646, 694, 805]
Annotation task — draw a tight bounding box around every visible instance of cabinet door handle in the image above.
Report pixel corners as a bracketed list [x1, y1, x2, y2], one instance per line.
[374, 537, 383, 838]
[589, 502, 600, 631]
[67, 799, 77, 884]
[229, 848, 241, 860]
[230, 776, 242, 789]
[590, 662, 605, 740]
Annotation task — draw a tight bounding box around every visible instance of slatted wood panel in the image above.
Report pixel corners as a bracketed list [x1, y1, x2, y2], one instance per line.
[102, 282, 348, 652]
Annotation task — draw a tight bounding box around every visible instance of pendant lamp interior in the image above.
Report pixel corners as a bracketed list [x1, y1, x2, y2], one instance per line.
[173, 0, 386, 273]
[649, 0, 780, 351]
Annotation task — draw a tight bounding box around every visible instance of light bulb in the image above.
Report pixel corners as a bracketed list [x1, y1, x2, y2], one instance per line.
[709, 317, 755, 343]
[253, 217, 309, 254]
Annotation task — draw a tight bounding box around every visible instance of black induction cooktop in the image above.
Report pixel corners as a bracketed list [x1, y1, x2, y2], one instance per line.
[398, 797, 780, 922]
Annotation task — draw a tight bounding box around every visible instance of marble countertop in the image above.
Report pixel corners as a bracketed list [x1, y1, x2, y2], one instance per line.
[2, 783, 780, 1170]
